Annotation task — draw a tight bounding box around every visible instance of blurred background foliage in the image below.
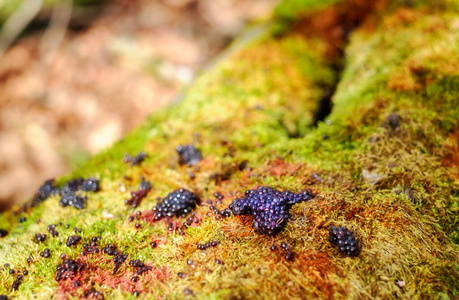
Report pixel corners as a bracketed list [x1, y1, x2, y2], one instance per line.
[0, 0, 278, 209]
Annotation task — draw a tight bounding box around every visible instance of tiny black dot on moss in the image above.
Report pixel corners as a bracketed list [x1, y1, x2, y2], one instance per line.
[285, 251, 294, 261]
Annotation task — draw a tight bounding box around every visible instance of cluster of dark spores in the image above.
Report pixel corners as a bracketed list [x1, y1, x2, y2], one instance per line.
[55, 257, 86, 282]
[208, 204, 232, 220]
[84, 288, 104, 299]
[102, 243, 129, 270]
[0, 229, 8, 238]
[197, 240, 219, 250]
[81, 236, 101, 255]
[59, 177, 99, 209]
[129, 259, 152, 282]
[31, 177, 99, 209]
[152, 188, 199, 220]
[59, 193, 86, 210]
[270, 242, 295, 261]
[123, 152, 147, 166]
[66, 235, 82, 247]
[33, 233, 47, 243]
[182, 212, 199, 228]
[40, 248, 51, 258]
[2, 265, 28, 292]
[125, 178, 151, 208]
[329, 226, 359, 256]
[176, 144, 202, 165]
[31, 179, 59, 207]
[47, 224, 59, 237]
[61, 177, 99, 194]
[228, 187, 314, 235]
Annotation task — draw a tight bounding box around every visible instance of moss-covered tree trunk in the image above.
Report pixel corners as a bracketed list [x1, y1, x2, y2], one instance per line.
[1, 0, 458, 299]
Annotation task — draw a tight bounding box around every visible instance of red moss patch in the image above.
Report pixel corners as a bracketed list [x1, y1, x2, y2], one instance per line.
[292, 0, 389, 58]
[56, 253, 171, 299]
[295, 250, 339, 299]
[139, 209, 203, 229]
[265, 159, 303, 177]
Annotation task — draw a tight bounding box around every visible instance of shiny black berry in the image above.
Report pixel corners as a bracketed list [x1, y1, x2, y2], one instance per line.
[176, 145, 202, 165]
[228, 187, 314, 235]
[152, 189, 199, 220]
[285, 251, 294, 261]
[329, 226, 359, 256]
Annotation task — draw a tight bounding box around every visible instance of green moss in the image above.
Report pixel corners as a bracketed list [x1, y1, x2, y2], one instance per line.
[272, 0, 344, 35]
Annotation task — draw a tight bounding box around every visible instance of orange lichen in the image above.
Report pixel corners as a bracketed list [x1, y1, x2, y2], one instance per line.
[292, 0, 389, 58]
[442, 125, 459, 181]
[295, 250, 338, 299]
[265, 159, 302, 177]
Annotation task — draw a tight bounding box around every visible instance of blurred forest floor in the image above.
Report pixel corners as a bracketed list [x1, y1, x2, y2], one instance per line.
[0, 0, 277, 209]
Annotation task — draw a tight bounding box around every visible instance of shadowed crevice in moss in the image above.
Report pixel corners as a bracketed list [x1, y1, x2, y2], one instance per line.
[278, 0, 393, 128]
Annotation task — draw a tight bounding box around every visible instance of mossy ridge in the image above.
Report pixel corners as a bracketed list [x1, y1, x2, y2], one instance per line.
[0, 14, 337, 299]
[272, 1, 459, 297]
[321, 3, 459, 240]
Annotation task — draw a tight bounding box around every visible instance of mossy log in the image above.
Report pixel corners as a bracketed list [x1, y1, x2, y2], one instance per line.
[1, 0, 458, 299]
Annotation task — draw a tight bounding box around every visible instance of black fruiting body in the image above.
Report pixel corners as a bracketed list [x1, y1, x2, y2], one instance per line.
[55, 258, 86, 282]
[152, 189, 199, 220]
[125, 179, 151, 208]
[31, 180, 59, 207]
[60, 178, 85, 195]
[33, 233, 47, 243]
[0, 229, 8, 238]
[123, 152, 147, 166]
[81, 178, 99, 192]
[329, 226, 359, 256]
[176, 145, 202, 165]
[59, 193, 86, 210]
[228, 187, 314, 236]
[65, 235, 82, 247]
[32, 177, 99, 209]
